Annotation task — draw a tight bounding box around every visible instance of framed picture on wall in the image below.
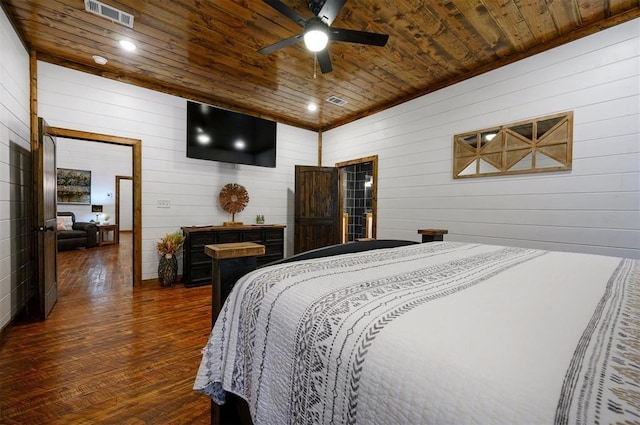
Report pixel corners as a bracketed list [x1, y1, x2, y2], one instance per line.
[57, 168, 91, 204]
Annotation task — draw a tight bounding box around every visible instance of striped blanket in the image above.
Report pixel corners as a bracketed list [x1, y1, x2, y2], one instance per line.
[194, 242, 640, 424]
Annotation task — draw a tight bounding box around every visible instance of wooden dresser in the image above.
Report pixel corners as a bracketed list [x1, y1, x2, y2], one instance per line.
[181, 224, 286, 287]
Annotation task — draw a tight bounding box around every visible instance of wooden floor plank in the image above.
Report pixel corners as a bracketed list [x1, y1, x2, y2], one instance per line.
[0, 234, 212, 424]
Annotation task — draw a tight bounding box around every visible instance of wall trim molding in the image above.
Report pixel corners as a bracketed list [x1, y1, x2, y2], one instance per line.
[49, 127, 143, 287]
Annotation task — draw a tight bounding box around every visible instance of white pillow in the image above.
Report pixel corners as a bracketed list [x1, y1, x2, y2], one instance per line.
[56, 216, 73, 231]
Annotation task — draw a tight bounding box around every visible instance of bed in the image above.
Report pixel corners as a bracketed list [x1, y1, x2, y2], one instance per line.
[194, 240, 640, 424]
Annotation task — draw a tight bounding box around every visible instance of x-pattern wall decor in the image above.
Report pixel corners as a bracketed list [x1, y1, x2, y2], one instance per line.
[453, 112, 573, 178]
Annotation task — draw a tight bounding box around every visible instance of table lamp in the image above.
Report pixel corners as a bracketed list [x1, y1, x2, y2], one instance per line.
[91, 204, 103, 223]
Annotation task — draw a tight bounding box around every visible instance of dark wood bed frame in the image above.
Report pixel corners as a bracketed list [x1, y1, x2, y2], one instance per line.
[209, 239, 420, 425]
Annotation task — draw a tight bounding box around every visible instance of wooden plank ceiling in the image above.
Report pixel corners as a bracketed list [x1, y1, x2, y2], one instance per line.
[3, 0, 639, 131]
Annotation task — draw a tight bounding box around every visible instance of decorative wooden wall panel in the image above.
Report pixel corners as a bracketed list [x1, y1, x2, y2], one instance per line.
[453, 112, 573, 178]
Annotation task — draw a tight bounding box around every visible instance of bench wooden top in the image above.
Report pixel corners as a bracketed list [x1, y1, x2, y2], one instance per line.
[204, 242, 265, 260]
[417, 229, 449, 236]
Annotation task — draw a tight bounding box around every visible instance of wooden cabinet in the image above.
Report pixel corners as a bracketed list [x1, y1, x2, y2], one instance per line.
[181, 225, 285, 287]
[417, 228, 448, 243]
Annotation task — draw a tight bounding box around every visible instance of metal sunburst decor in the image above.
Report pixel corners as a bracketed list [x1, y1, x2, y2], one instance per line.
[219, 183, 249, 226]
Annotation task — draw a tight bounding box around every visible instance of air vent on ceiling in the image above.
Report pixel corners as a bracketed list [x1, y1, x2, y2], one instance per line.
[84, 0, 134, 28]
[326, 95, 348, 107]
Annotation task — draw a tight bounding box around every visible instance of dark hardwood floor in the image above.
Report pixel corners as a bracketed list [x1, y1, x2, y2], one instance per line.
[0, 233, 212, 424]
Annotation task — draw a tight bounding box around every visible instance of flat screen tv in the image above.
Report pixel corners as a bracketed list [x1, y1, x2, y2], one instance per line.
[186, 101, 277, 168]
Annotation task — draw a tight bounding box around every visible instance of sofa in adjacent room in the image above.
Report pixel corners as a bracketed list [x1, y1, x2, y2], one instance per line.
[56, 212, 98, 251]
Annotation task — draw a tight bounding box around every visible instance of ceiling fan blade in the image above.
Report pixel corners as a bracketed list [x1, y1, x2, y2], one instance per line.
[329, 28, 389, 46]
[317, 0, 346, 25]
[263, 0, 307, 26]
[317, 50, 333, 74]
[258, 33, 303, 55]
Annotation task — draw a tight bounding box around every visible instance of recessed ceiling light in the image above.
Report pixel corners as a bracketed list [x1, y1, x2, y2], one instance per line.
[307, 103, 318, 112]
[92, 55, 108, 65]
[119, 39, 136, 52]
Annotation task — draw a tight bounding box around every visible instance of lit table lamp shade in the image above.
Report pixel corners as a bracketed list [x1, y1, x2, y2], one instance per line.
[91, 204, 103, 222]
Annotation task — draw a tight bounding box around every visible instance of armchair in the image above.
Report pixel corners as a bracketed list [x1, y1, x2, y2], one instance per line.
[56, 212, 98, 251]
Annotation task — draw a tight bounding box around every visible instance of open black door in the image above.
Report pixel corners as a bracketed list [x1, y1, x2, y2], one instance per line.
[294, 165, 342, 254]
[32, 118, 57, 319]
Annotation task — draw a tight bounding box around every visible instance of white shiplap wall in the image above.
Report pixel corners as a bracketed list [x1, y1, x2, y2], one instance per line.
[37, 62, 318, 279]
[0, 9, 31, 329]
[323, 19, 640, 259]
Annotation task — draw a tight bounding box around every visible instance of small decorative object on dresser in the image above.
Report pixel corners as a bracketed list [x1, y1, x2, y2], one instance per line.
[156, 230, 186, 287]
[219, 183, 249, 226]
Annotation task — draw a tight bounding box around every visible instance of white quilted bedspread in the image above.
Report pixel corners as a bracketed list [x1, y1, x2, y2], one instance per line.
[194, 242, 640, 424]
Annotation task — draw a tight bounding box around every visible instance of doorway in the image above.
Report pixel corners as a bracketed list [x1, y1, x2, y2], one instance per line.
[50, 127, 142, 286]
[335, 155, 378, 242]
[115, 176, 133, 244]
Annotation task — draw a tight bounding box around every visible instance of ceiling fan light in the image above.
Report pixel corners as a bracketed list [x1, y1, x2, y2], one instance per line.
[304, 29, 328, 52]
[304, 17, 329, 52]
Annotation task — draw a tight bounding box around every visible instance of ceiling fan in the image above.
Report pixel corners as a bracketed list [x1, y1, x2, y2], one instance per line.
[258, 0, 389, 74]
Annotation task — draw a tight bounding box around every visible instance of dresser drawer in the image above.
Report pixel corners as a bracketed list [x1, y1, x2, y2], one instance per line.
[182, 225, 285, 286]
[191, 249, 212, 264]
[242, 230, 263, 242]
[218, 231, 242, 243]
[265, 244, 283, 257]
[265, 229, 283, 240]
[189, 232, 215, 245]
[190, 264, 212, 281]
